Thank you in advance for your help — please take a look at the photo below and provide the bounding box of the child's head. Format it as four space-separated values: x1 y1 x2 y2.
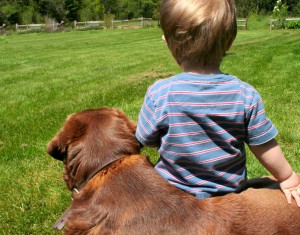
160 0 237 68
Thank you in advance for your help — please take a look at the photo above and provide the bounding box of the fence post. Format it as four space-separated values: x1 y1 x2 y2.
0 24 6 34
270 17 272 30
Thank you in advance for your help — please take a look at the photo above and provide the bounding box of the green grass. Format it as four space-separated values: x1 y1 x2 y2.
0 28 299 234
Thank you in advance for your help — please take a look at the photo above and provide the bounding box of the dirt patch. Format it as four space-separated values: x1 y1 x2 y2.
126 66 175 83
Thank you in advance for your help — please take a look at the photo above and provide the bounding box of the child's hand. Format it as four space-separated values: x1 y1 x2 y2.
280 172 300 207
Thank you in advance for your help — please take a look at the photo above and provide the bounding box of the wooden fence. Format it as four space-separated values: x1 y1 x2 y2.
9 17 253 33
270 17 300 30
74 20 104 29
14 19 152 32
15 22 64 32
237 18 248 30
111 18 152 29
16 23 44 31
74 18 152 30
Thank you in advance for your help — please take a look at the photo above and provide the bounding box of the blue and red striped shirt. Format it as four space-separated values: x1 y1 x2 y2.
136 73 278 199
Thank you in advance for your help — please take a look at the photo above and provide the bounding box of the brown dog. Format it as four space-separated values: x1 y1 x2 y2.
47 108 300 235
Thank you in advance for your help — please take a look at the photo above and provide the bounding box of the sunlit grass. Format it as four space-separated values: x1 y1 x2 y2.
0 28 299 234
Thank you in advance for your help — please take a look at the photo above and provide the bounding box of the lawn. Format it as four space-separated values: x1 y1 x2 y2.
0 27 299 234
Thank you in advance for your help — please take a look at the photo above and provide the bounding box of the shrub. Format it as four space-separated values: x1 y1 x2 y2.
272 0 288 29
44 18 57 32
285 20 300 29
104 14 114 29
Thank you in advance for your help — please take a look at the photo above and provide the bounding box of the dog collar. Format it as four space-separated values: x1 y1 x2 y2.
52 206 71 230
52 156 127 231
52 188 79 230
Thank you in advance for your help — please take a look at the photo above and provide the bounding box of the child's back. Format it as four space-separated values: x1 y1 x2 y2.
136 0 300 205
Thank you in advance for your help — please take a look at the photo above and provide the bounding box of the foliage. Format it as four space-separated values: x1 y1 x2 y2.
44 18 58 32
65 0 82 22
1 3 21 24
273 0 288 18
247 14 271 30
103 13 114 28
235 0 257 17
79 0 104 21
234 0 299 17
39 0 66 22
0 0 160 25
272 0 288 29
1 0 299 25
19 4 43 24
285 20 300 29
292 1 300 16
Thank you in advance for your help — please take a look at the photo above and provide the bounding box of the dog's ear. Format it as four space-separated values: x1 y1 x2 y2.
47 136 67 161
47 115 87 161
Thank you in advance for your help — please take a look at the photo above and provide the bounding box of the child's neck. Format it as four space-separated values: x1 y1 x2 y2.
182 63 222 75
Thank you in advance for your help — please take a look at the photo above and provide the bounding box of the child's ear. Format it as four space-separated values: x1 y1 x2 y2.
162 35 167 44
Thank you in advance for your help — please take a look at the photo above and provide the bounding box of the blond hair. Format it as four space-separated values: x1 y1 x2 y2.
160 0 237 67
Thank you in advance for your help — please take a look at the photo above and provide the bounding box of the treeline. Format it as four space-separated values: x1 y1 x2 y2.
0 0 160 25
1 0 300 26
235 0 300 17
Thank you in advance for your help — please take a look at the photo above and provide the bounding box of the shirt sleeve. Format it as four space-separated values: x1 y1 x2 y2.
245 92 278 146
135 89 161 147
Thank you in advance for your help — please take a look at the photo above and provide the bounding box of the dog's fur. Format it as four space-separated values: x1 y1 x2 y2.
47 108 300 235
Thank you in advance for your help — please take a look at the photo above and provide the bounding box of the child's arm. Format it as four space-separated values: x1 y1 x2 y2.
249 138 300 207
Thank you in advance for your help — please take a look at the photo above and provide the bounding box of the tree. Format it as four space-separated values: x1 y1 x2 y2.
1 0 298 26
79 0 104 21
39 0 66 22
117 0 160 19
235 0 299 16
140 0 159 18
20 2 43 24
101 0 120 15
286 0 300 14
235 0 258 17
65 0 82 22
292 1 300 15
0 2 21 24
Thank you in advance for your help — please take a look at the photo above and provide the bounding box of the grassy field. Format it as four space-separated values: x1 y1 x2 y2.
0 27 299 234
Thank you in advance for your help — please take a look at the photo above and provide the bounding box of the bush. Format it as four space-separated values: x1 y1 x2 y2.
285 20 300 29
247 14 270 30
44 18 57 32
292 2 300 16
104 14 114 29
272 0 288 29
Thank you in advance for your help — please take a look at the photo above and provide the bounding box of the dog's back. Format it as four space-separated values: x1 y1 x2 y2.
47 108 300 235
65 154 300 234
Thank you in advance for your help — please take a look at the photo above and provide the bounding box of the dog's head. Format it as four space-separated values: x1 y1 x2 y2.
47 108 141 190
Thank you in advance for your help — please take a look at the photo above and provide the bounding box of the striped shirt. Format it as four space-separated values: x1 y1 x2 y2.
136 73 278 199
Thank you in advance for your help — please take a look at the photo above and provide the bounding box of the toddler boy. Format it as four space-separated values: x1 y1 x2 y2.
136 0 300 205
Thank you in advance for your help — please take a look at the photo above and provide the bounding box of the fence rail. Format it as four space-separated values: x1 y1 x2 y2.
74 20 104 29
6 16 300 34
111 18 152 29
74 18 152 29
270 17 300 30
14 19 152 33
237 18 248 30
15 22 64 32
